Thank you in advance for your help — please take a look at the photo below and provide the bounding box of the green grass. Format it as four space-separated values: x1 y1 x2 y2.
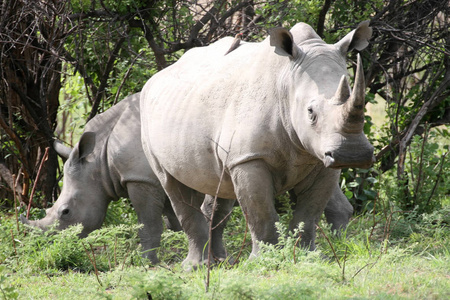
1 203 449 299
3 245 448 299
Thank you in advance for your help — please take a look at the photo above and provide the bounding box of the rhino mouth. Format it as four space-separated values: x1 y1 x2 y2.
323 151 374 169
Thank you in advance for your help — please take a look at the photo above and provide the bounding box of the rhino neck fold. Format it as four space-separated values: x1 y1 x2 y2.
85 102 128 201
275 60 306 153
99 142 122 201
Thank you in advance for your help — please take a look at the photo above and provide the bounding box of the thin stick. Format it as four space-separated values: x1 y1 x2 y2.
10 230 17 257
89 243 100 276
425 151 448 209
293 232 302 264
211 208 234 231
105 244 112 270
113 51 144 105
231 208 249 266
317 224 341 268
381 209 409 254
26 147 49 219
121 244 132 271
82 243 102 286
342 246 348 282
206 165 227 292
114 236 118 267
413 123 428 206
12 174 19 232
351 246 384 281
368 192 379 242
350 262 372 281
206 135 233 292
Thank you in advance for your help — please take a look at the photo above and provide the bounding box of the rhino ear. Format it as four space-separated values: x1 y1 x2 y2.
335 20 372 54
270 27 303 59
54 139 72 161
72 132 96 161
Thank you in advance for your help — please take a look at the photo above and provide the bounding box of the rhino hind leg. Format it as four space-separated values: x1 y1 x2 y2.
162 196 182 232
230 160 279 258
161 174 210 271
201 195 236 262
289 183 353 235
323 184 353 234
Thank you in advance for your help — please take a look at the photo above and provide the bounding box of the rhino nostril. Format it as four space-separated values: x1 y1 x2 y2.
325 151 333 158
61 208 70 216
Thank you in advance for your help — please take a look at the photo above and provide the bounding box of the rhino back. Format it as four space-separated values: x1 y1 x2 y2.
84 93 154 198
110 94 157 189
141 38 313 197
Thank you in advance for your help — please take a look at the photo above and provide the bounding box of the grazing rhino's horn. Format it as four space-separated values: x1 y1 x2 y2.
20 213 48 230
19 214 41 227
54 139 72 160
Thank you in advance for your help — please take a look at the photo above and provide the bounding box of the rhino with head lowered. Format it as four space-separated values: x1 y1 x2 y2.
140 21 374 269
21 93 181 264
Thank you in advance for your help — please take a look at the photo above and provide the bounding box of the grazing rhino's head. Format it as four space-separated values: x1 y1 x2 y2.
270 21 375 169
21 132 110 237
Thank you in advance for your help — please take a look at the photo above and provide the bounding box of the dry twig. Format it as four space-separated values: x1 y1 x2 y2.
26 147 49 219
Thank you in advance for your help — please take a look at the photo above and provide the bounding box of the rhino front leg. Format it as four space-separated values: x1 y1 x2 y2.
127 182 165 264
323 184 353 234
290 168 339 251
161 174 210 270
230 160 279 258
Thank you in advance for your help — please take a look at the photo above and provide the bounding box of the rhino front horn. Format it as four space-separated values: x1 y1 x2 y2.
348 53 365 111
20 214 42 228
341 54 366 132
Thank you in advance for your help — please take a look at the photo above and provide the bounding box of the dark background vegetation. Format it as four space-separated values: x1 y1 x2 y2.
1 0 449 216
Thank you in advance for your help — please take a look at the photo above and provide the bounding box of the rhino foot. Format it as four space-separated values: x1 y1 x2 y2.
182 258 209 272
214 254 235 266
141 249 159 265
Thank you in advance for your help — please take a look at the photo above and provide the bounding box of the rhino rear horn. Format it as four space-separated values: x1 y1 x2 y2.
334 75 351 105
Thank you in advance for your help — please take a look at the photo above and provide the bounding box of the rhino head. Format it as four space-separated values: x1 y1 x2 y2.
270 21 375 169
21 132 111 237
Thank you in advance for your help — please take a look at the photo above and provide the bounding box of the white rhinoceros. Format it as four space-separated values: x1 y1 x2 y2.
21 93 353 265
140 21 374 269
20 93 181 264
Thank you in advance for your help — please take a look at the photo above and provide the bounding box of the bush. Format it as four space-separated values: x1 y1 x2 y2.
0 216 144 273
381 130 449 215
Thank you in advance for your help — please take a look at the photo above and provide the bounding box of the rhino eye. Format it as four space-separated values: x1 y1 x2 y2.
307 106 317 124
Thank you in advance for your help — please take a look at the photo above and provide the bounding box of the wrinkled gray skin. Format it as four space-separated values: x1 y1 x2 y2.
202 184 353 260
20 93 181 264
141 21 373 269
289 184 353 232
20 92 353 266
